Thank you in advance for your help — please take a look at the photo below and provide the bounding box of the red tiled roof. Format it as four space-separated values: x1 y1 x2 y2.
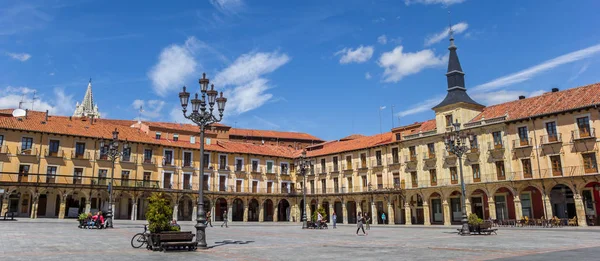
340 134 365 141
471 83 600 122
306 132 394 157
228 128 323 141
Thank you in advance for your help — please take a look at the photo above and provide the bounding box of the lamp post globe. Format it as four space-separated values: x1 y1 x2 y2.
179 73 227 249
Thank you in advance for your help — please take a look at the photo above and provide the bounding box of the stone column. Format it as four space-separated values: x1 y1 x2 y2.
131 202 137 221
192 205 197 221
328 203 335 224
513 195 523 221
305 202 311 221
342 202 348 224
173 204 179 221
227 203 233 222
387 202 395 225
259 202 264 222
243 202 249 222
1 194 9 217
423 201 431 226
58 195 67 219
356 203 362 216
543 194 553 219
404 202 412 225
442 199 451 226
30 194 39 219
211 205 216 222
371 202 377 225
465 198 472 216
85 200 92 214
574 194 588 227
488 198 496 220
273 202 279 222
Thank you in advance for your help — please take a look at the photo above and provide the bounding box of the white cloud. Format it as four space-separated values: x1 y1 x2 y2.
148 37 201 97
474 43 600 92
471 89 546 105
252 115 280 130
377 35 388 45
49 72 55 76
365 72 372 79
210 0 244 14
568 62 590 82
378 45 446 83
335 45 374 64
372 17 386 23
169 107 193 124
425 22 469 46
132 99 165 119
397 96 444 117
0 86 74 115
224 78 273 114
214 51 289 86
405 0 466 5
6 52 31 62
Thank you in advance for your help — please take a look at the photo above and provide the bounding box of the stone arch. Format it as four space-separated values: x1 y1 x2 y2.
520 185 545 219
549 184 576 219
470 189 489 219
263 199 274 221
428 192 444 224
214 197 228 221
277 198 291 222
248 198 259 222
492 186 516 220
232 198 244 222
176 194 195 221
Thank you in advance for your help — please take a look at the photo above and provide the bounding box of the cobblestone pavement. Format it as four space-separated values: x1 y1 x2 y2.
1 219 600 260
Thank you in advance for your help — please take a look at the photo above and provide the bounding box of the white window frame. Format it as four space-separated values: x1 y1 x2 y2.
251 159 260 172
182 172 193 189
280 161 289 175
20 135 35 152
218 174 228 191
235 157 245 172
235 178 244 192
203 173 211 190
190 136 196 144
252 179 260 192
162 148 174 165
203 152 211 169
218 154 228 170
266 180 274 193
161 171 174 189
281 181 291 193
573 112 592 127
173 133 179 141
266 160 275 174
183 150 193 167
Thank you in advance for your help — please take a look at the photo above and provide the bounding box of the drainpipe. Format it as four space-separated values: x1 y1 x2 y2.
36 132 44 183
531 117 548 217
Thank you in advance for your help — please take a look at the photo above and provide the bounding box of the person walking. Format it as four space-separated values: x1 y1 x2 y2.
356 212 367 236
221 210 228 228
206 211 213 227
365 213 371 230
381 212 387 225
332 211 337 229
317 212 323 229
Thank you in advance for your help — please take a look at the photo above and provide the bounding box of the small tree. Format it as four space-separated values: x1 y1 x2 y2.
145 192 175 233
467 213 483 226
311 206 328 222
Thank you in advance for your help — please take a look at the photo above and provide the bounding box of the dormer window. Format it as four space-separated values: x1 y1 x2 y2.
190 136 196 144
155 132 161 140
445 114 453 127
173 134 179 141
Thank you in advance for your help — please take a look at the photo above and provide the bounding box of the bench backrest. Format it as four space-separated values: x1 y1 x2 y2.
159 231 195 242
480 221 492 229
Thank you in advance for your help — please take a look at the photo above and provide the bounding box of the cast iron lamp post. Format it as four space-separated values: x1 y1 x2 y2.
100 128 129 229
444 121 475 236
179 73 227 249
297 149 310 229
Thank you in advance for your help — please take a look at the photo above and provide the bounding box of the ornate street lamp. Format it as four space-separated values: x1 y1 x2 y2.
296 149 310 229
179 73 227 249
444 120 475 236
101 128 129 228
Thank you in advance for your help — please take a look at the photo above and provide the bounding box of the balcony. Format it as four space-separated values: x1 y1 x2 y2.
430 179 437 187
45 149 65 159
443 151 457 159
405 154 418 163
540 134 562 145
17 146 37 156
71 151 91 160
423 152 436 161
96 153 111 161
280 167 289 175
120 155 136 164
372 160 384 170
343 164 353 174
512 138 533 149
330 166 340 173
496 171 506 181
388 156 400 166
250 166 262 174
235 165 246 174
357 162 368 171
182 160 194 169
572 128 595 141
161 159 175 168
450 178 458 185
488 141 504 151
142 157 156 165
219 165 230 172
411 181 418 188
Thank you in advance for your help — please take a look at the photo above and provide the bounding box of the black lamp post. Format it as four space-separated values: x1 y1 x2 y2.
297 149 310 229
178 73 227 249
444 121 475 236
100 128 129 229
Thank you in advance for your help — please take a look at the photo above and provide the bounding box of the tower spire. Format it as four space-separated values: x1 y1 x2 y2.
73 79 101 118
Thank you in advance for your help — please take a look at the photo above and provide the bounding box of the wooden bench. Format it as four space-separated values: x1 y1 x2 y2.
2 212 16 221
156 231 196 251
479 221 497 235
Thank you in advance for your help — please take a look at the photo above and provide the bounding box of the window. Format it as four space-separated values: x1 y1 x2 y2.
320 159 326 172
205 138 211 145
190 136 196 144
0 135 4 147
203 153 210 168
236 180 243 192
203 174 209 190
450 167 458 184
546 121 558 142
321 179 327 194
267 181 273 193
411 172 418 188
183 152 192 167
98 169 108 185
18 164 30 182
518 126 529 145
280 163 288 174
375 151 382 166
472 164 481 181
143 172 151 187
409 146 417 161
49 140 60 154
173 134 179 141
445 114 453 127
46 166 57 183
347 177 353 191
521 193 532 218
360 154 367 168
155 132 161 140
163 150 173 165
392 148 399 163
122 147 131 162
219 155 227 170
121 170 130 186
495 161 505 180
333 156 339 171
346 155 352 169
522 159 532 178
583 153 598 174
144 149 153 163
333 178 339 193
577 116 591 137
310 180 315 194
377 174 383 189
252 160 259 172
266 161 273 173
427 143 435 158
21 137 33 153
395 133 401 141
550 155 562 176
393 174 400 187
429 169 437 186
362 176 368 188
236 159 244 172
470 135 479 150
252 180 258 193
492 131 503 148
99 143 109 160
73 168 84 184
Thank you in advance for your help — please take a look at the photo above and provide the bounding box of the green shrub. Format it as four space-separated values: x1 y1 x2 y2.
78 213 88 221
145 192 173 233
311 206 328 222
467 213 483 226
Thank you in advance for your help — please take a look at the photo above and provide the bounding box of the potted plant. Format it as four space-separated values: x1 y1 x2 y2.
145 193 180 249
78 213 88 228
311 206 328 228
467 213 483 233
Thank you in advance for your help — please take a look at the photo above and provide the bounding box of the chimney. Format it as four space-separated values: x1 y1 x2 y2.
90 115 95 125
45 110 49 122
25 109 28 119
551 87 559 93
518 95 526 100
69 116 72 121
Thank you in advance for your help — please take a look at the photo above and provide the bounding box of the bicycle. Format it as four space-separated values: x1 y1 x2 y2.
131 224 149 249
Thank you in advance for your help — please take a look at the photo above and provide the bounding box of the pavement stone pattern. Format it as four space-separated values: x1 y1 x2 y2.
1 219 600 260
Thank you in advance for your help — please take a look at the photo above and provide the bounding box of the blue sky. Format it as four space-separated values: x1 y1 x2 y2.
1 0 600 141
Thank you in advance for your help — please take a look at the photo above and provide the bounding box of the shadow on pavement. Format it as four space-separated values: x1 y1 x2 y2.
210 240 255 249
